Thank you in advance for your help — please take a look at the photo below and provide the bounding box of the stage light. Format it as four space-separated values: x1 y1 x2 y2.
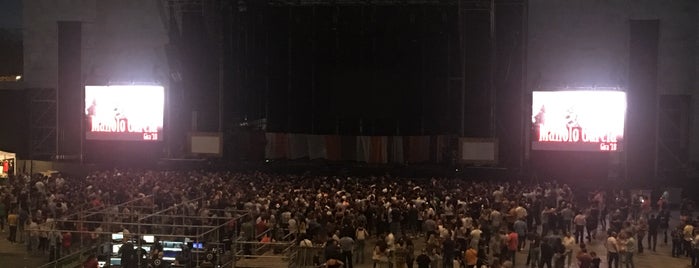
15 75 21 81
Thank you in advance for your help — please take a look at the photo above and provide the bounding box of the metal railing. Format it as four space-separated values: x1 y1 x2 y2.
231 231 298 268
31 194 252 268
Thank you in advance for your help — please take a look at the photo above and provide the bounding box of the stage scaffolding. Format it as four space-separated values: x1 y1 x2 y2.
28 194 299 268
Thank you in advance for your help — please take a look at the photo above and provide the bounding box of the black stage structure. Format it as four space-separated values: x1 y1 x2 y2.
13 0 684 186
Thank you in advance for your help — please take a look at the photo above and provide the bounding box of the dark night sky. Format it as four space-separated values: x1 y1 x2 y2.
0 0 21 28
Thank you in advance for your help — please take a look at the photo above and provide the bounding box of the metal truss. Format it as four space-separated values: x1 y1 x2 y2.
657 95 691 175
28 88 57 160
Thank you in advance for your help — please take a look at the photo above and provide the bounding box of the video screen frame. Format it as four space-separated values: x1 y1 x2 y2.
84 85 165 141
531 90 626 152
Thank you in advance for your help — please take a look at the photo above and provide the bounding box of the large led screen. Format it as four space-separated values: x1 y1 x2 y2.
531 91 625 151
85 85 164 141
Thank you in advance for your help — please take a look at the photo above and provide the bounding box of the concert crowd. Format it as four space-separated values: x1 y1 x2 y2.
0 169 697 268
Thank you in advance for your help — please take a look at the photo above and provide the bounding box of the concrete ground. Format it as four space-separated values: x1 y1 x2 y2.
0 232 47 268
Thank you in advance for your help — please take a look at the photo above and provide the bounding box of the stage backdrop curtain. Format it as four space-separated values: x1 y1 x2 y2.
368 136 388 164
264 132 288 159
356 136 371 163
406 136 430 163
388 136 404 164
325 135 342 161
287 133 309 159
341 136 357 161
307 135 327 159
430 135 449 163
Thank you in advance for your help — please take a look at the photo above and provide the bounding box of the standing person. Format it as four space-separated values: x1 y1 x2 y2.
685 222 696 257
542 207 554 237
118 238 137 268
405 237 415 268
605 231 619 268
553 246 566 268
647 215 659 252
573 211 586 244
415 249 431 268
339 235 355 268
625 233 636 268
590 251 601 268
298 235 314 267
373 241 390 268
526 233 540 268
506 229 519 266
7 209 18 243
18 207 28 243
423 216 437 242
540 236 554 268
560 205 574 233
616 233 628 268
514 218 528 251
562 232 575 268
672 226 683 257
393 240 408 268
658 209 670 244
469 225 483 250
587 207 600 243
27 219 39 255
355 226 369 264
636 218 647 253
464 246 478 268
62 230 72 256
442 234 456 268
241 216 255 256
577 248 593 268
691 230 699 268
287 216 298 241
83 254 99 268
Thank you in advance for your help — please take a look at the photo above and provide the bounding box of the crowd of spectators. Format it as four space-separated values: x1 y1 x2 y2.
0 169 697 268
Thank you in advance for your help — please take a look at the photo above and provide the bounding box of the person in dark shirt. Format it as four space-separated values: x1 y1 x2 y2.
324 240 341 262
647 214 659 251
671 226 683 257
526 233 541 267
442 235 456 268
118 241 137 268
415 249 431 268
659 210 671 244
590 251 601 268
540 241 554 268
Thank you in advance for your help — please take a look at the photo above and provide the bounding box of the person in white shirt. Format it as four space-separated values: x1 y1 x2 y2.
491 209 503 233
605 231 619 268
298 236 314 266
573 211 587 244
469 225 483 250
27 219 39 253
561 232 576 268
385 232 395 250
288 218 298 239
